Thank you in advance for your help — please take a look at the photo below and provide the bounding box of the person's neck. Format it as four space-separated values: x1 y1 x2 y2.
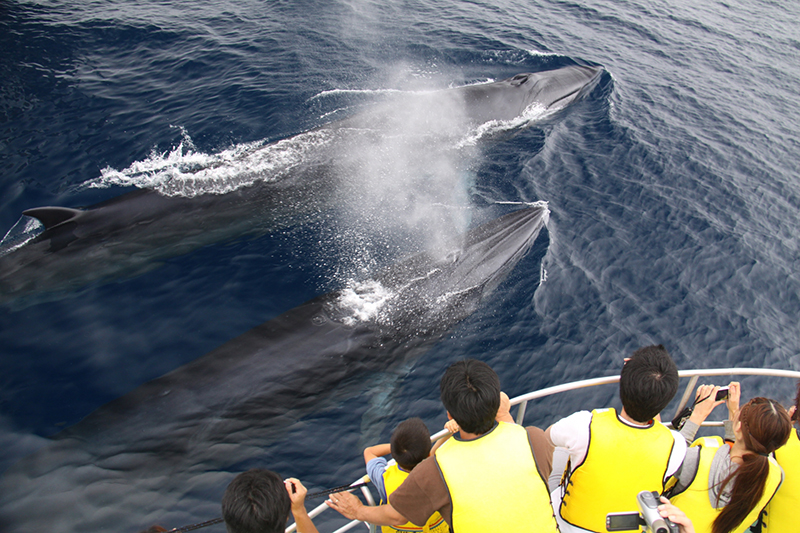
619 408 650 426
458 430 482 440
729 440 748 464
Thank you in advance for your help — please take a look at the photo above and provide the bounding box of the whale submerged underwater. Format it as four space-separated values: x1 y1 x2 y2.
0 64 601 305
0 204 551 533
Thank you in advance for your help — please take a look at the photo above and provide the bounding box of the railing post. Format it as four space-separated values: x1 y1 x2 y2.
671 375 699 423
515 399 528 425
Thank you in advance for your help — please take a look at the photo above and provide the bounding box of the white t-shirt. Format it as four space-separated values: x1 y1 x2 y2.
549 409 687 533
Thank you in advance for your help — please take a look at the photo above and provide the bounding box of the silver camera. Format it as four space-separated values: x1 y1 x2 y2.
605 491 679 533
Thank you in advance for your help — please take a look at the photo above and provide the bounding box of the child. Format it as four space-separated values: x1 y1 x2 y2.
364 418 449 533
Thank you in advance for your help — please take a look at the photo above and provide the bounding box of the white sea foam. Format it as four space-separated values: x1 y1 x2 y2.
0 217 44 257
456 102 551 147
82 129 335 198
335 280 396 327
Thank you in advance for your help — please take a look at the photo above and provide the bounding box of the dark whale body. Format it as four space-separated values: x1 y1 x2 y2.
0 204 550 533
0 65 601 303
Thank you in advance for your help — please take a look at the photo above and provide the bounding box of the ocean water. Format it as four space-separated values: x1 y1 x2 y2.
1 0 799 531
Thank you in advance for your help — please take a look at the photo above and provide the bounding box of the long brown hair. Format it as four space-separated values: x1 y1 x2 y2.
712 398 791 533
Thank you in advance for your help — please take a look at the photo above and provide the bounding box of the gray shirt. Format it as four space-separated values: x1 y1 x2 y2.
671 420 737 506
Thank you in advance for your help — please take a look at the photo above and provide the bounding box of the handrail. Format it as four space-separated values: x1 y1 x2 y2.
289 367 800 532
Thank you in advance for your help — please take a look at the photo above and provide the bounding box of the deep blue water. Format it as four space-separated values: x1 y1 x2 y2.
1 0 799 531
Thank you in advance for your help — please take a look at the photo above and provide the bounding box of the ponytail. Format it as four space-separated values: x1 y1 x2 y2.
711 398 791 533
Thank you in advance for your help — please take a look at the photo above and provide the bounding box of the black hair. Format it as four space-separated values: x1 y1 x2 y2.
391 417 432 471
221 469 291 533
440 359 500 435
619 345 679 423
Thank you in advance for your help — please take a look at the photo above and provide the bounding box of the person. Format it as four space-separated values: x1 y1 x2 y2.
666 383 790 533
326 359 558 532
756 380 800 532
221 468 319 533
658 496 696 533
545 344 687 533
363 417 448 532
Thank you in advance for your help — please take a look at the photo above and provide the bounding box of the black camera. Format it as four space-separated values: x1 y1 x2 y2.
606 491 679 533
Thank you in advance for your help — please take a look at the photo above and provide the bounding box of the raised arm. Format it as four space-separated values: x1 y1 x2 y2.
326 491 407 526
363 443 392 465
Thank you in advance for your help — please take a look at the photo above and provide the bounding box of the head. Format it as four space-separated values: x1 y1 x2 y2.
713 397 791 533
391 417 432 471
619 345 679 423
440 359 500 435
737 397 792 455
792 380 800 424
221 469 291 533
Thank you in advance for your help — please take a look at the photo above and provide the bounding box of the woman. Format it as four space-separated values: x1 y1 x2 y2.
667 383 791 533
758 381 800 532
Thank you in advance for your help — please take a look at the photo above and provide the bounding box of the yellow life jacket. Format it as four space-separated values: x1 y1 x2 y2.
380 463 449 533
760 429 799 533
435 421 558 533
670 436 783 533
560 408 675 532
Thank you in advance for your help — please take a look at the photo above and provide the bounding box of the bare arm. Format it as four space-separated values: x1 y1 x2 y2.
430 419 459 455
326 491 407 526
364 443 392 465
285 479 320 533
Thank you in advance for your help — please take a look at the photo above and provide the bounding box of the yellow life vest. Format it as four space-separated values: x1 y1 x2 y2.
435 421 558 533
560 408 675 532
380 463 449 533
670 436 783 533
760 429 799 533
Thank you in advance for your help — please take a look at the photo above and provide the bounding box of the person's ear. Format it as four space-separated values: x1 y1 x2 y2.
446 411 453 420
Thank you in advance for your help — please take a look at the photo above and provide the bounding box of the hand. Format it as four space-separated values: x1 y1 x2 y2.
726 382 741 420
285 478 308 511
326 491 363 521
688 384 724 425
496 391 514 424
658 496 695 533
444 419 460 434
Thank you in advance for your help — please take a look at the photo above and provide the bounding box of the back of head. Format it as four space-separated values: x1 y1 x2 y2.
739 397 792 456
440 359 500 435
222 469 290 533
391 417 432 470
713 397 791 533
793 380 800 425
619 344 679 423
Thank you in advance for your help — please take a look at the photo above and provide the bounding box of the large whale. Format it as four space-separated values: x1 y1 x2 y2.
0 203 549 533
0 65 600 304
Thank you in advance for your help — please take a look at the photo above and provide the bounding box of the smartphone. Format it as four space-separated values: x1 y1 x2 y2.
606 512 642 531
715 386 729 401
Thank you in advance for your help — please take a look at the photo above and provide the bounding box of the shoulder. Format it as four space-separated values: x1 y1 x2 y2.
552 410 593 431
366 456 388 476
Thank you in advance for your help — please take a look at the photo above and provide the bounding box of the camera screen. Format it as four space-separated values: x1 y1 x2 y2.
606 512 642 531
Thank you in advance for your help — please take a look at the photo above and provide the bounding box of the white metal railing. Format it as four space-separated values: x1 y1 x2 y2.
288 367 800 532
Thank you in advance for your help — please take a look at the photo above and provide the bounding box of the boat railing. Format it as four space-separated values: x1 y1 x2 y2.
289 367 800 533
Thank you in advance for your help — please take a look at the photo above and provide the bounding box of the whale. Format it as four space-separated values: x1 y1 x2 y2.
0 65 600 304
0 203 550 533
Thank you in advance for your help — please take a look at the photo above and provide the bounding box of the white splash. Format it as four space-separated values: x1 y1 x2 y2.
456 102 551 147
335 280 396 327
0 217 43 257
82 129 335 198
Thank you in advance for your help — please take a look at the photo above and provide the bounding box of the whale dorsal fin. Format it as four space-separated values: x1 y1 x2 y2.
22 206 83 230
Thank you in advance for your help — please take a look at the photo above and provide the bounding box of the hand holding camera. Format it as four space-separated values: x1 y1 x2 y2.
606 492 689 533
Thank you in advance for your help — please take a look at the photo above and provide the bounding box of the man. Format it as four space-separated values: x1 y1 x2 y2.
327 359 558 533
221 469 318 533
546 344 687 533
